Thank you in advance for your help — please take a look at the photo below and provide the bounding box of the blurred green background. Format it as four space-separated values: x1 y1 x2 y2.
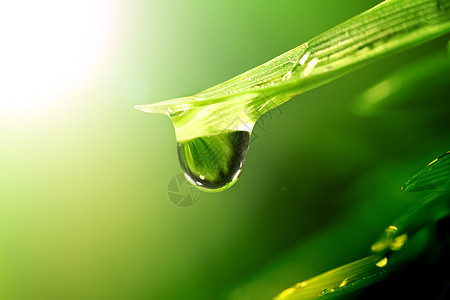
1 0 449 299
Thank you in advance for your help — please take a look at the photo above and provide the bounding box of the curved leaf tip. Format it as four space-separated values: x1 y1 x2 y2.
402 151 450 192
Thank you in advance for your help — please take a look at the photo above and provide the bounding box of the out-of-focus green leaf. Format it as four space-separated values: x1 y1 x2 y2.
402 151 450 192
354 51 450 114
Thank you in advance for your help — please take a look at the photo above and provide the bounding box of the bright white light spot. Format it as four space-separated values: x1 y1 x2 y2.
303 58 319 77
299 52 310 65
0 0 111 112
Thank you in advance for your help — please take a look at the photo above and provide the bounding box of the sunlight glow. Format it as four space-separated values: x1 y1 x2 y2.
0 0 111 111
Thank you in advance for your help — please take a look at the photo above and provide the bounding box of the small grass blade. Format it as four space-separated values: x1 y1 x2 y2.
402 151 450 192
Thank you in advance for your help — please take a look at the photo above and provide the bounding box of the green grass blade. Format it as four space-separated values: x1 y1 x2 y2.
273 256 389 300
274 190 450 300
136 0 450 142
402 151 450 192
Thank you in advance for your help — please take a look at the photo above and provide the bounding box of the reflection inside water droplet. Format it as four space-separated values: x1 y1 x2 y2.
177 131 250 192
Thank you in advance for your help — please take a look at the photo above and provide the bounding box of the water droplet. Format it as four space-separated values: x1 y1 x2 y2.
295 281 308 289
339 277 350 288
169 110 184 118
371 225 399 253
386 225 398 233
320 288 335 296
390 234 407 251
376 257 388 268
177 131 250 191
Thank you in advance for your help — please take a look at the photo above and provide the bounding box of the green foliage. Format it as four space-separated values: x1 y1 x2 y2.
402 152 450 192
135 0 450 297
137 0 450 144
272 256 389 300
273 151 450 300
135 0 450 296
